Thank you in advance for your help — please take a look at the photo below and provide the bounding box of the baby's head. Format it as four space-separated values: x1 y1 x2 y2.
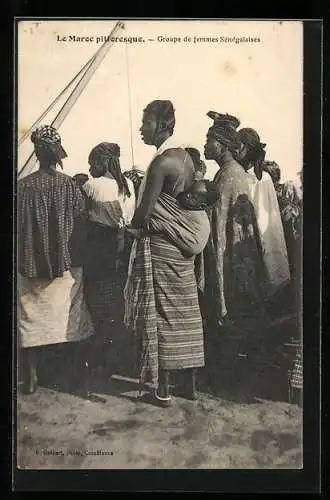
177 180 219 210
185 147 207 180
73 173 89 188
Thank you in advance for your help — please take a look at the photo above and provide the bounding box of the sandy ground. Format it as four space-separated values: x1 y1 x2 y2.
16 306 302 470
17 371 302 470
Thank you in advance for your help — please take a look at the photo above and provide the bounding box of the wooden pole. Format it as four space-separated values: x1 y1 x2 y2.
18 47 101 147
18 21 124 179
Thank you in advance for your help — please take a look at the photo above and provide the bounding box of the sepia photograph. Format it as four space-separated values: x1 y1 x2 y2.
15 19 304 471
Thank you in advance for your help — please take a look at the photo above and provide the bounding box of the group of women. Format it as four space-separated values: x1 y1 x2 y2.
17 102 302 405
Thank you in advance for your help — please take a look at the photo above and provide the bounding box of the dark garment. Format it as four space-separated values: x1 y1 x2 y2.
69 216 87 268
84 221 120 279
83 221 132 340
18 169 85 279
69 189 89 267
275 182 302 313
84 273 126 341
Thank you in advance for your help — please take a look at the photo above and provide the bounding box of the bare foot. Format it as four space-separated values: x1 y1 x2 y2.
23 368 38 394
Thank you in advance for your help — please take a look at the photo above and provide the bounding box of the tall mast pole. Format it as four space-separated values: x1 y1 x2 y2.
18 21 124 179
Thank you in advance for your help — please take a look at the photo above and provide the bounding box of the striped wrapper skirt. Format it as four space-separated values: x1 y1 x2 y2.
290 349 303 390
150 234 205 371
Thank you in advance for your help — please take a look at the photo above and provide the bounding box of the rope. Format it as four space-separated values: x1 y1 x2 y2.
18 44 103 147
124 28 135 167
18 54 95 177
18 21 124 179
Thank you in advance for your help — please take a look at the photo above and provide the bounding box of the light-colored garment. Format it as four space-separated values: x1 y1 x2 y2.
124 193 208 386
246 169 290 297
18 267 94 348
83 176 136 228
137 136 186 205
149 193 210 256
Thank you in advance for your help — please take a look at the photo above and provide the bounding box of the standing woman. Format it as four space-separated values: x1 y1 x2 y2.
262 161 302 284
17 126 95 394
201 112 268 394
83 142 136 372
237 128 291 299
203 113 266 326
125 100 208 405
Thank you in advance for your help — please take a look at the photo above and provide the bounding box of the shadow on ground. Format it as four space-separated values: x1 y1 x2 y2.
16 306 302 469
20 309 300 408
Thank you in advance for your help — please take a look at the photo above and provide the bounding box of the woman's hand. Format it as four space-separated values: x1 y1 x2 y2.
125 227 143 238
116 227 126 253
123 169 143 187
125 223 149 239
125 224 138 235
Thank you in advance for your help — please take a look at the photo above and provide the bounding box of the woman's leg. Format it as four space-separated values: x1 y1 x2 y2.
183 368 198 400
153 369 172 407
72 339 91 397
71 338 107 403
23 347 39 394
158 369 170 399
190 368 197 400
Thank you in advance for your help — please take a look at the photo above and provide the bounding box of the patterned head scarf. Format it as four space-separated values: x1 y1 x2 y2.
88 142 131 198
73 173 89 189
206 111 241 153
237 128 266 180
263 161 281 185
185 147 207 179
31 125 67 167
143 100 176 135
89 142 120 160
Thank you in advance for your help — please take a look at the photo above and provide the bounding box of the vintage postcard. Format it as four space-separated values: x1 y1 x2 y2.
16 19 305 471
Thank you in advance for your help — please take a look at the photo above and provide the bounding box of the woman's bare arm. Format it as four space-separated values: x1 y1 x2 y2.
131 156 167 229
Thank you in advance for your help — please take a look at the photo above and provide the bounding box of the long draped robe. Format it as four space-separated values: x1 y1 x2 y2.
205 159 267 323
246 169 291 298
17 169 95 347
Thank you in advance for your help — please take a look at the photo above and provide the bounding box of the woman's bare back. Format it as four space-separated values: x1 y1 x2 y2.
131 147 195 228
161 148 195 197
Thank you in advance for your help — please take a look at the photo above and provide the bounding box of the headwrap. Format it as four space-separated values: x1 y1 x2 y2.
206 111 241 153
263 161 281 185
143 100 176 134
185 147 207 177
89 142 120 159
88 142 131 198
31 125 67 167
73 173 89 188
237 128 266 180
